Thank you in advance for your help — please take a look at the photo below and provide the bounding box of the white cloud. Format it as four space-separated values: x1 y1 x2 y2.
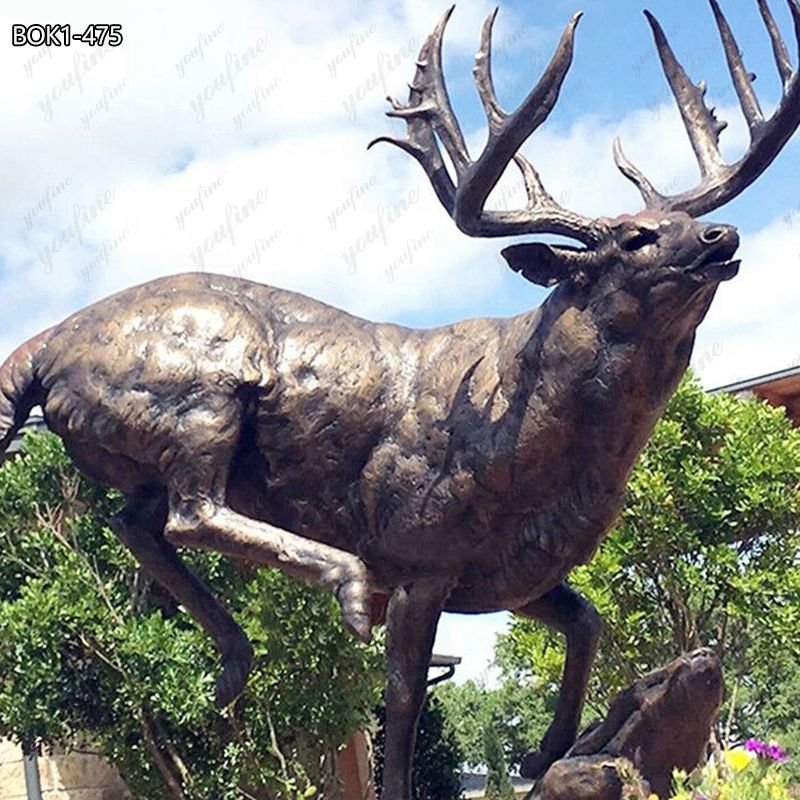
0 0 521 356
0 0 762 357
694 215 800 388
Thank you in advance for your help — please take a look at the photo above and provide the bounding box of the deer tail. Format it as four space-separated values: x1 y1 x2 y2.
0 328 53 455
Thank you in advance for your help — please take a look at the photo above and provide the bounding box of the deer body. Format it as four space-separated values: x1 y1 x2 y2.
27 260 708 612
3 1 799 797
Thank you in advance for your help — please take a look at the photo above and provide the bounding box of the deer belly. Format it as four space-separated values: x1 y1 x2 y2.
445 543 569 613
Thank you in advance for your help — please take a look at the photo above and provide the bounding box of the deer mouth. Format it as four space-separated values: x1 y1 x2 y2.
689 244 741 282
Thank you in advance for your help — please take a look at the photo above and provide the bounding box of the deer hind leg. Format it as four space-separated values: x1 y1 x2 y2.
381 577 454 800
159 400 375 645
517 582 602 779
110 489 253 708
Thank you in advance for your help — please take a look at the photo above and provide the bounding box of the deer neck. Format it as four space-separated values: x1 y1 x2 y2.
495 278 720 505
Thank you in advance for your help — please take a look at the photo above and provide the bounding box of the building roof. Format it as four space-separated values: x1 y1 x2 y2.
712 365 800 425
429 654 462 668
427 653 462 686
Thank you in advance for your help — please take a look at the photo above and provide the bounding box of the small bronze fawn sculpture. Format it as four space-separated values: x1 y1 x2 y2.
1 2 799 798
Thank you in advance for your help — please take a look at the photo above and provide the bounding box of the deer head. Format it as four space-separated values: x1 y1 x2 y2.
369 1 800 323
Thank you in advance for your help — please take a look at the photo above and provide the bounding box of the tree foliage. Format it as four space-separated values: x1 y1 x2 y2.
0 432 384 799
497 373 800 738
482 722 515 800
434 677 550 772
373 694 464 800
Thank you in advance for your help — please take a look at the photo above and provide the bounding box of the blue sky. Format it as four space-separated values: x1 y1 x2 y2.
2 0 800 683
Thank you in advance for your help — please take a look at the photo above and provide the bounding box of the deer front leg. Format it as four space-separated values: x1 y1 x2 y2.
381 578 454 800
517 582 602 779
165 501 377 645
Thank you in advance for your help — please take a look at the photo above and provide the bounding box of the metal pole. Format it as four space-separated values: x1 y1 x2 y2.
22 745 43 800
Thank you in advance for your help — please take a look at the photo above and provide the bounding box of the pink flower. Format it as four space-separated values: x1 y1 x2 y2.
744 738 788 763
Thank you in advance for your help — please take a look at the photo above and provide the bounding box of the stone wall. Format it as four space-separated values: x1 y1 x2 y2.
0 739 129 800
0 739 26 800
1 735 371 799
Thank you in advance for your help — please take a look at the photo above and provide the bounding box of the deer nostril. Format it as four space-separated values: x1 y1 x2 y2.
701 227 726 244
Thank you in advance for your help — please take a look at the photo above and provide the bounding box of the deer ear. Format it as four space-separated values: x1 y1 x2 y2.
501 243 590 287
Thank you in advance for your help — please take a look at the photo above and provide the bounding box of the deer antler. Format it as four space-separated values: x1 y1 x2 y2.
616 0 800 216
368 7 608 247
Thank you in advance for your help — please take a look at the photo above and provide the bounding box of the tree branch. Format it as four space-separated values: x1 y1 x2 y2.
140 710 189 800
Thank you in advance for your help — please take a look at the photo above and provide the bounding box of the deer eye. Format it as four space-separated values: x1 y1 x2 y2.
622 228 659 252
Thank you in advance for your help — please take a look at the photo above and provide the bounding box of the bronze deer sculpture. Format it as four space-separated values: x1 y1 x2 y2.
1 2 799 797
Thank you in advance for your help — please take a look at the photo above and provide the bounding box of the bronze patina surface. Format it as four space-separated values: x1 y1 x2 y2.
1 3 799 798
533 649 724 800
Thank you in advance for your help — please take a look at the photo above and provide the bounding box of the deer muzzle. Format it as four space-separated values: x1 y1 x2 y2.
689 224 740 281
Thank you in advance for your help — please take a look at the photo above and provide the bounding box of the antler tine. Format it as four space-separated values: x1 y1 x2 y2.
513 153 550 208
472 7 584 215
709 0 764 133
757 0 794 87
612 138 665 209
368 8 463 216
644 10 729 181
617 1 800 217
457 11 605 244
367 129 457 216
371 7 606 248
382 6 471 176
471 8 552 207
456 12 584 226
473 8 507 134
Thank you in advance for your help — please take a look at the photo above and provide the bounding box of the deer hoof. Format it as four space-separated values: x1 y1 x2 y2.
214 639 254 709
336 578 373 644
